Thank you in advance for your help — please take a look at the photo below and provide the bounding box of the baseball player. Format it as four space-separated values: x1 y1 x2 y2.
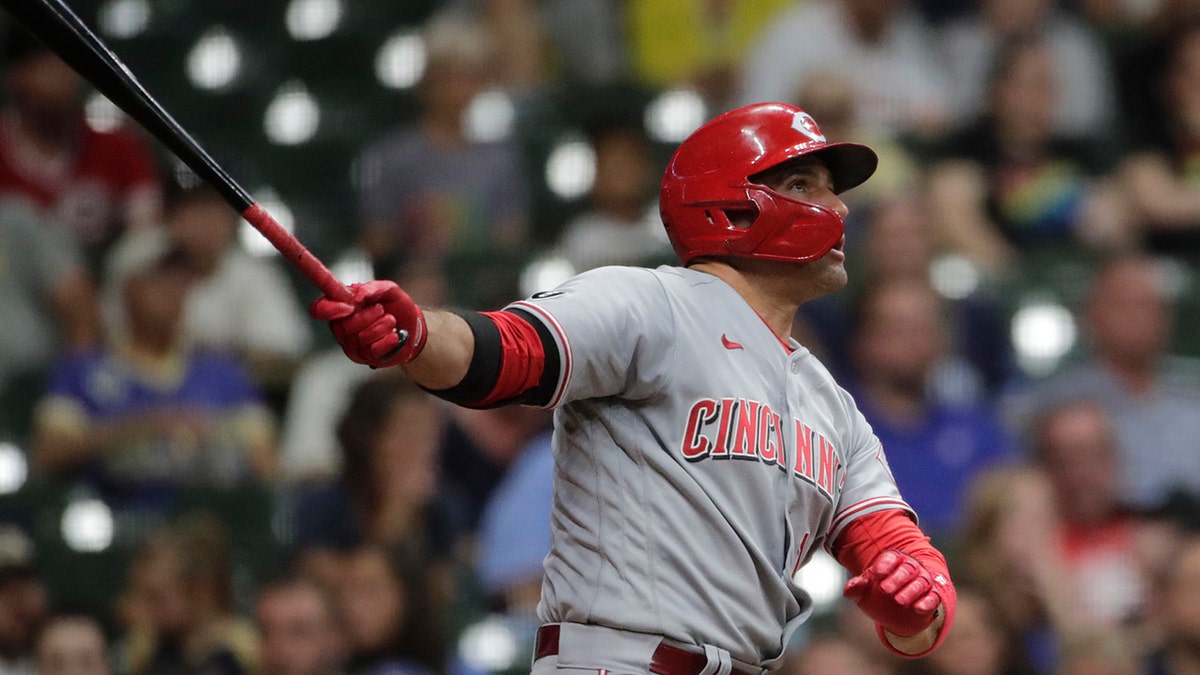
310 102 957 673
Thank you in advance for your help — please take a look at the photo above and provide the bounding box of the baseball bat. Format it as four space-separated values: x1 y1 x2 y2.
0 0 354 303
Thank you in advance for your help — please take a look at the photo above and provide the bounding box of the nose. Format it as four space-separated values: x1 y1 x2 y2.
819 190 849 219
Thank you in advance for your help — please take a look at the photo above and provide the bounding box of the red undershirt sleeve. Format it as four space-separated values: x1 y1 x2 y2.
472 310 550 407
831 508 957 658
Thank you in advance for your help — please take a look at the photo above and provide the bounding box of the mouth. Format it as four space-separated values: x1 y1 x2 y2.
833 236 845 251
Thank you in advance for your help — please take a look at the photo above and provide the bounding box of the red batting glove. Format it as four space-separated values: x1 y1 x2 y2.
309 280 427 368
843 549 944 637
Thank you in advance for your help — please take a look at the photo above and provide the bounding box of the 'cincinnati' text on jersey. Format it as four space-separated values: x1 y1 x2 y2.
680 397 846 501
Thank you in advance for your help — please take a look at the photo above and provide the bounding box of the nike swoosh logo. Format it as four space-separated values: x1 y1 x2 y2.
721 334 743 350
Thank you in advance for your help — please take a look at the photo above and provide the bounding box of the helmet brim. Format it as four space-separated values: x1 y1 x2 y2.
810 142 878 195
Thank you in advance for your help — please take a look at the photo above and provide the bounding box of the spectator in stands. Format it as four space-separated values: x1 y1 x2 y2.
35 615 110 675
116 513 257 675
256 577 346 675
1008 255 1200 509
160 180 312 395
845 278 1015 541
936 0 1117 139
336 545 441 675
1030 400 1146 628
355 11 530 308
925 34 1132 276
0 24 161 268
1144 531 1200 674
290 375 460 564
961 466 1070 673
738 0 950 138
958 466 1138 674
30 235 277 510
0 197 98 440
549 115 672 273
0 525 46 675
1118 22 1200 257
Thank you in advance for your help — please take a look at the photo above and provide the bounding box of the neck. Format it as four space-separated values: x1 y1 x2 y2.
690 260 802 338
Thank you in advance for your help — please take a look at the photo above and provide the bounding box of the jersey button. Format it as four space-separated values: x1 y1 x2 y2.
791 362 801 374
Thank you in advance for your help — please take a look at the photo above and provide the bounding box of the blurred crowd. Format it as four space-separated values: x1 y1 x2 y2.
3 0 1200 673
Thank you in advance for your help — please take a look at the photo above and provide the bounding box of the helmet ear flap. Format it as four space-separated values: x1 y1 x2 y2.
726 186 845 261
724 188 777 255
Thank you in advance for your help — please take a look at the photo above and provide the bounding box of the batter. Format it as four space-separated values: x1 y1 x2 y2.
311 102 957 673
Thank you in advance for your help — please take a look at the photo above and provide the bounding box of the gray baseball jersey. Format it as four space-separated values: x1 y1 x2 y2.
507 265 913 666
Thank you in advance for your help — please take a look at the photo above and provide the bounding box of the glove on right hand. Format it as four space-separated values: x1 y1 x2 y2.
309 280 427 368
843 549 944 637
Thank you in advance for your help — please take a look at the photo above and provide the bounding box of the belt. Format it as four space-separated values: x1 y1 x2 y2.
534 624 756 675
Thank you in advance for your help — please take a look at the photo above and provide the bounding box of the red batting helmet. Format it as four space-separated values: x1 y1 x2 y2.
660 102 878 265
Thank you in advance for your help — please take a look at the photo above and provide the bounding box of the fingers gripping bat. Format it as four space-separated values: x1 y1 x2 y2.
0 0 354 303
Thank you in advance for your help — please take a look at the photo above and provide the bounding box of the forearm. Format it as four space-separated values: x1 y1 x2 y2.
402 309 475 390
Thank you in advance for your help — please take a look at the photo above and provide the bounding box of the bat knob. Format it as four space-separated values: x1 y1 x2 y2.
370 329 409 369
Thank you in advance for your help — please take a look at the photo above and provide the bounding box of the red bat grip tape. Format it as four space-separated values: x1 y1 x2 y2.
241 203 353 303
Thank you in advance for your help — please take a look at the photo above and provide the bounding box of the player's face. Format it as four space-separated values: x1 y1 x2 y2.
756 157 851 295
